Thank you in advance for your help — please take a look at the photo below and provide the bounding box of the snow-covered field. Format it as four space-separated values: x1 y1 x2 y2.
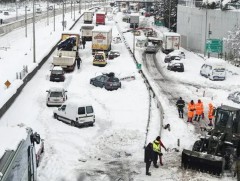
0 4 240 181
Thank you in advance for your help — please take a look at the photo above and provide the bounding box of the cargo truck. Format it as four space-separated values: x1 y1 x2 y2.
92 26 112 55
84 11 93 24
53 31 80 71
162 32 181 54
96 12 105 25
81 24 95 41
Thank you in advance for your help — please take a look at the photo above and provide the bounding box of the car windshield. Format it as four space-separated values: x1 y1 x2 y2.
108 78 119 82
52 70 63 74
215 110 230 127
50 91 63 97
95 55 104 60
213 68 225 72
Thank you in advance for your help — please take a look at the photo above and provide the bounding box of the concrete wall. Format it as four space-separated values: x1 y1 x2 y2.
177 5 240 54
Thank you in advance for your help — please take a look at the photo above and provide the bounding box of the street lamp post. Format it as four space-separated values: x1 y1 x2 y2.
54 4 56 31
79 0 81 14
25 6 27 37
33 0 36 63
71 0 73 18
47 0 49 25
62 0 65 31
74 1 76 21
16 0 18 20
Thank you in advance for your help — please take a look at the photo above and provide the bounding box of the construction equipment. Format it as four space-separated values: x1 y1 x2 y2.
182 105 240 176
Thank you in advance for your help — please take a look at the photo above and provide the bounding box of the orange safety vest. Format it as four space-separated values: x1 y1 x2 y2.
188 102 195 118
195 102 204 115
208 105 214 119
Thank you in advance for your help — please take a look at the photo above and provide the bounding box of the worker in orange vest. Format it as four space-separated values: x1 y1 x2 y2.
208 103 214 126
187 100 195 123
194 99 204 122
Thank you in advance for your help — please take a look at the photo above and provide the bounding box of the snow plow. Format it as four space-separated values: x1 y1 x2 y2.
182 105 240 176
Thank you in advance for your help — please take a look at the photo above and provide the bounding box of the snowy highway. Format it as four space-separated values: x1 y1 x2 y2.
1 4 240 181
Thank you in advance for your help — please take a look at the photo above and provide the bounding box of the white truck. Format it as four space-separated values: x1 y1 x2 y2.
81 24 95 41
84 11 93 24
92 25 112 55
162 32 181 54
52 51 76 71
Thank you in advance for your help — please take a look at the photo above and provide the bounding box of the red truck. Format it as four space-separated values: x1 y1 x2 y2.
96 12 105 25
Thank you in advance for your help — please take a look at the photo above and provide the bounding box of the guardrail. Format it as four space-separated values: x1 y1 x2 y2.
115 21 164 146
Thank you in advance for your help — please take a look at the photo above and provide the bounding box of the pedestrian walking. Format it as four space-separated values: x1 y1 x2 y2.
82 37 86 49
144 143 154 176
176 97 185 118
152 136 167 168
208 103 214 126
76 55 82 69
194 99 204 122
187 100 195 123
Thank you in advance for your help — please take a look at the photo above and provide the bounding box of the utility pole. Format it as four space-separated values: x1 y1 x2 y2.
74 1 76 21
168 0 171 29
54 4 55 31
204 8 208 57
71 0 72 19
33 0 36 63
47 0 49 25
25 6 27 37
16 0 18 20
79 0 81 14
62 0 65 31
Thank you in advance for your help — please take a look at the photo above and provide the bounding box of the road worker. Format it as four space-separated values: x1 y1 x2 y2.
152 136 167 168
176 97 185 118
208 103 214 126
187 100 195 123
194 99 204 122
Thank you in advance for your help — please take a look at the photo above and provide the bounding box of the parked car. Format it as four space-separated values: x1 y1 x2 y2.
3 11 9 15
164 55 181 63
53 102 95 127
200 59 226 81
50 66 65 82
145 12 151 17
90 73 121 90
93 51 107 67
228 91 240 104
108 50 120 59
145 44 158 54
169 50 185 59
167 61 184 72
36 8 42 14
46 88 67 106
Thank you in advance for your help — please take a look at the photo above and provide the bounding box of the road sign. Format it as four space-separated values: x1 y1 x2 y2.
205 39 223 53
137 63 142 70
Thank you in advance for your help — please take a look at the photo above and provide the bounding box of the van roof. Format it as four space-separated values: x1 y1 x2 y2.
64 100 93 107
204 58 226 66
0 127 28 158
92 25 112 32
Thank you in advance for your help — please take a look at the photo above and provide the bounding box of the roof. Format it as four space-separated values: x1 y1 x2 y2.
52 66 63 71
204 58 226 66
92 25 112 32
163 32 180 37
0 127 28 159
81 24 95 28
48 87 65 92
135 36 148 40
130 13 139 17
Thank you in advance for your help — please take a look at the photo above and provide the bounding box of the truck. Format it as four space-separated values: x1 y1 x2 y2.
53 31 80 71
162 32 181 54
96 12 106 25
130 13 139 29
182 105 240 176
84 11 93 24
0 127 44 181
81 24 95 41
92 25 112 55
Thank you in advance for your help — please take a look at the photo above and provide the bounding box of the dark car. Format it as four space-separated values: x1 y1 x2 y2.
50 66 65 82
228 91 240 104
164 55 181 63
167 61 184 72
108 50 120 59
145 45 158 54
90 73 121 90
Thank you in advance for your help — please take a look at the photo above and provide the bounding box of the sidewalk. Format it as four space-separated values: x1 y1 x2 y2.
0 10 81 107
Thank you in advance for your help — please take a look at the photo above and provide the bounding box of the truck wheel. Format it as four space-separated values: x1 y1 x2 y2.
71 121 75 127
224 147 234 170
54 113 58 119
192 140 202 152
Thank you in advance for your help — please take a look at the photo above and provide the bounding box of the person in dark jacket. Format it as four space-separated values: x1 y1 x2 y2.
144 142 154 176
76 55 81 69
176 97 185 118
82 37 86 49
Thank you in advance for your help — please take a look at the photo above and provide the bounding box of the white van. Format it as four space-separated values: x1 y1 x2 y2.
53 103 95 127
200 58 226 81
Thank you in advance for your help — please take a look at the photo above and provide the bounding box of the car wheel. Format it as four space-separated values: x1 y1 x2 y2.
46 103 49 107
54 113 58 119
71 121 75 127
90 80 93 85
89 122 94 127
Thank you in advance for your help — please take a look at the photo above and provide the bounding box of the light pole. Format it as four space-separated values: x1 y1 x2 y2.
54 4 56 31
204 8 208 57
62 0 65 31
16 0 18 20
71 0 73 19
47 0 49 25
33 0 36 63
74 1 76 21
25 6 27 37
79 0 81 14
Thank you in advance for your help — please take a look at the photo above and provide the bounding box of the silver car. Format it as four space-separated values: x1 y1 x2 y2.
228 91 240 104
145 45 158 54
46 88 67 106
